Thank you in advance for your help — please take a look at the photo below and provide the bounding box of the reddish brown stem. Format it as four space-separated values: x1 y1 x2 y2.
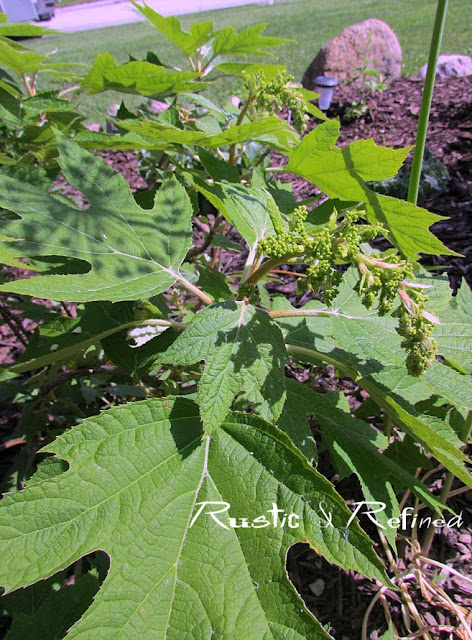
0 437 26 453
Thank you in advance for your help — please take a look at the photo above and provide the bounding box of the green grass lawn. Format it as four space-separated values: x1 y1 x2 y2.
29 0 471 121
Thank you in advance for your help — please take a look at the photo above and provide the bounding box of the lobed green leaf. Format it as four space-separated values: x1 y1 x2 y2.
0 135 193 302
82 52 207 97
0 397 387 638
274 271 472 487
159 301 287 432
212 23 289 57
284 120 457 258
131 1 214 56
284 380 447 548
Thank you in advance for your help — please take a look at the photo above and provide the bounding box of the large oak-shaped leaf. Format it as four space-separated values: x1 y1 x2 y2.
284 120 456 258
160 301 287 432
211 23 289 57
0 135 192 302
96 114 298 152
0 397 387 639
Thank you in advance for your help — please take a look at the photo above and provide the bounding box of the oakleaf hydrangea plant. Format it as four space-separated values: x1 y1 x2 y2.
0 3 470 639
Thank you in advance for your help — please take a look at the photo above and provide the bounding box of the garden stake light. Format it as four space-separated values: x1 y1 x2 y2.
313 75 339 110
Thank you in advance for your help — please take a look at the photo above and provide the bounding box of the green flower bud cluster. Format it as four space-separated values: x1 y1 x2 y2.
258 205 308 259
333 210 385 261
355 256 413 315
238 282 260 305
259 206 385 304
303 209 385 303
394 286 439 376
244 71 309 133
304 227 340 304
257 204 438 375
291 204 310 238
354 255 439 375
257 233 304 259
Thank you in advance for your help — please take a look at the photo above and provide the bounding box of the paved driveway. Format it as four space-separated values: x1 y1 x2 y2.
41 0 275 32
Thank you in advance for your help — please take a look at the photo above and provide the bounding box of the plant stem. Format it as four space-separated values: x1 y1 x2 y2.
415 555 472 588
378 531 433 640
285 343 357 378
178 275 214 305
0 303 28 346
61 301 75 318
22 74 36 97
407 0 448 205
210 247 221 270
270 269 307 278
16 439 36 491
421 408 472 556
186 213 221 262
403 625 456 639
269 308 358 320
73 559 83 584
239 245 260 286
57 84 80 98
245 256 291 286
0 437 26 453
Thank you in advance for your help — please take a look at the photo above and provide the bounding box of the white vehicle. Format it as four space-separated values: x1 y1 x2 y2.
0 0 55 22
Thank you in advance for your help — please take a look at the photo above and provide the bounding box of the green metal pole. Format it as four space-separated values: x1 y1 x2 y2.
407 0 449 205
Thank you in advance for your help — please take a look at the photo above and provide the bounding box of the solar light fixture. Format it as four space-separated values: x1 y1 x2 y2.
313 75 339 111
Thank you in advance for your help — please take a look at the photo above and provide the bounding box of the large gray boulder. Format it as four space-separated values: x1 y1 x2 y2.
418 54 472 80
302 18 402 89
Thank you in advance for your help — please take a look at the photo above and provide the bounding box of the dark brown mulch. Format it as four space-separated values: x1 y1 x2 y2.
99 149 148 192
332 76 472 168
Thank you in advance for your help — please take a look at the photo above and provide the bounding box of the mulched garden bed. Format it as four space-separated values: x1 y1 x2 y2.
1 75 471 639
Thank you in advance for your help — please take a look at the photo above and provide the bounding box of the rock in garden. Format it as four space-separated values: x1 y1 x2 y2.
418 54 472 80
302 18 402 88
